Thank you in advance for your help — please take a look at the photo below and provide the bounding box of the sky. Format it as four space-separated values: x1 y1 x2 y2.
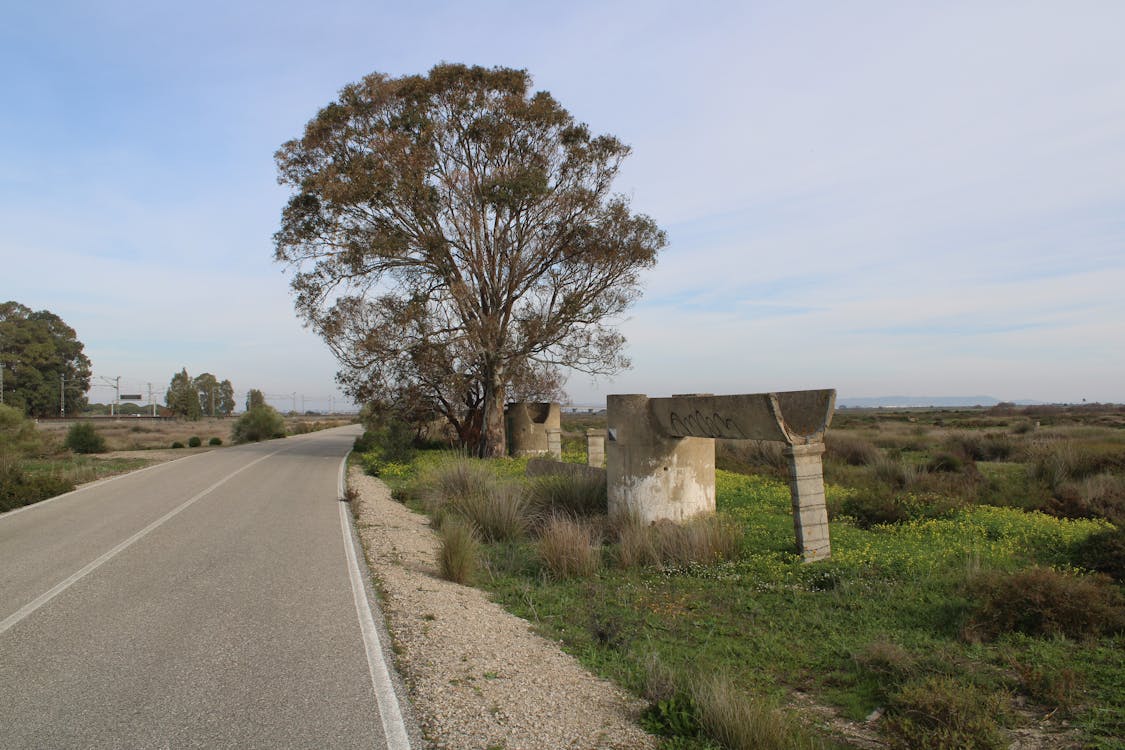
2 0 1123 410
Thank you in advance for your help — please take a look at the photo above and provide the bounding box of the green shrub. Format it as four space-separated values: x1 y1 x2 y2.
963 566 1125 640
926 450 969 473
231 405 285 443
945 431 1014 461
64 422 107 454
882 675 1007 750
187 436 202 448
0 460 75 512
870 454 918 489
1073 527 1125 582
538 515 602 578
208 437 222 446
825 433 880 466
530 472 607 517
836 486 907 528
437 517 478 584
356 419 416 474
0 404 43 456
171 441 184 449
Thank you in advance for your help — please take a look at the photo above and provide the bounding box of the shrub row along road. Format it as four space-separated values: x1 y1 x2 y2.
0 426 415 749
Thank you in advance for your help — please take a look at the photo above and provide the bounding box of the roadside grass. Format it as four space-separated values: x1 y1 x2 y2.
382 443 1124 749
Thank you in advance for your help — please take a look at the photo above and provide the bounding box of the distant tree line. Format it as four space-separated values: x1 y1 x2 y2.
165 368 236 419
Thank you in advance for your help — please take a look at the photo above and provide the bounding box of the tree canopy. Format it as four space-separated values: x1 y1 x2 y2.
274 64 665 455
165 368 236 419
0 301 92 417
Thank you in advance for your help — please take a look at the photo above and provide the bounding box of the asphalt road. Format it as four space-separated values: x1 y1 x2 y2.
0 426 415 749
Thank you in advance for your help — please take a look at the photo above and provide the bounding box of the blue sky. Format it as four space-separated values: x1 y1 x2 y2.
2 1 1123 409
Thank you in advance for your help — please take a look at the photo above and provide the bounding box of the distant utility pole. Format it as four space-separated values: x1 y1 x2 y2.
60 374 65 418
291 392 296 413
0 361 5 404
148 382 156 417
211 386 216 417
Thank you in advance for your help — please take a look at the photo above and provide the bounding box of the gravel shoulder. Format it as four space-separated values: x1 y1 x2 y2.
349 467 657 750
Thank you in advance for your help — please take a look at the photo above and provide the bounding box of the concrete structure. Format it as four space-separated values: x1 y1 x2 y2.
505 402 562 459
525 457 606 483
606 389 836 561
586 429 606 468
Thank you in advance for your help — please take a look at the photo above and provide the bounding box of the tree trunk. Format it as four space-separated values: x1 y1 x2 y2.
478 371 507 458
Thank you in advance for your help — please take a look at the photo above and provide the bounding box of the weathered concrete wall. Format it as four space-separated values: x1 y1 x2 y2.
606 389 836 561
606 394 715 524
525 458 607 483
647 390 835 444
505 402 562 457
586 429 606 468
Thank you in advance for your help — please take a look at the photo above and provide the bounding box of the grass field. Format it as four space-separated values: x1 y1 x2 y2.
368 404 1124 749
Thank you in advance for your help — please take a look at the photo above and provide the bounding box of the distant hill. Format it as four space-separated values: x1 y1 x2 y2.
837 396 1045 408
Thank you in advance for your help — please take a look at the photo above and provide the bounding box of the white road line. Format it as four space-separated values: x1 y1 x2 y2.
0 447 286 637
337 455 411 750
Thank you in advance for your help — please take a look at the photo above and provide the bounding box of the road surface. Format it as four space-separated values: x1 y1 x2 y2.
0 426 416 749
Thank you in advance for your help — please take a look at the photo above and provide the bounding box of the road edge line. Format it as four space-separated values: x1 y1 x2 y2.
337 453 412 750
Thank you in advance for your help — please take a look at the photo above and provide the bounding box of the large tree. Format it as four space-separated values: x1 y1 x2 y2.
0 302 92 417
166 368 202 420
274 64 665 456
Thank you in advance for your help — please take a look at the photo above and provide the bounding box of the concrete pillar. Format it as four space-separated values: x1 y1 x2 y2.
784 443 830 562
586 429 606 468
607 394 715 524
547 428 562 460
505 402 562 456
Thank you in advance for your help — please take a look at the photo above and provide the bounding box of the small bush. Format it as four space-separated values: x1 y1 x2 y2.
437 517 478 584
538 515 602 578
171 441 185 449
870 454 918 489
963 566 1125 640
187 436 202 448
1073 527 1125 582
64 422 107 454
825 433 880 466
208 437 222 446
231 405 286 443
926 449 970 473
854 639 917 690
882 675 1007 750
0 460 75 512
530 472 607 517
1009 656 1081 714
836 486 907 528
945 431 1013 461
0 404 43 456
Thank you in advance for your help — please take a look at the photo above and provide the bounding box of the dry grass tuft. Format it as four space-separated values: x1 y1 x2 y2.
437 517 478 585
538 515 602 579
692 674 828 750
